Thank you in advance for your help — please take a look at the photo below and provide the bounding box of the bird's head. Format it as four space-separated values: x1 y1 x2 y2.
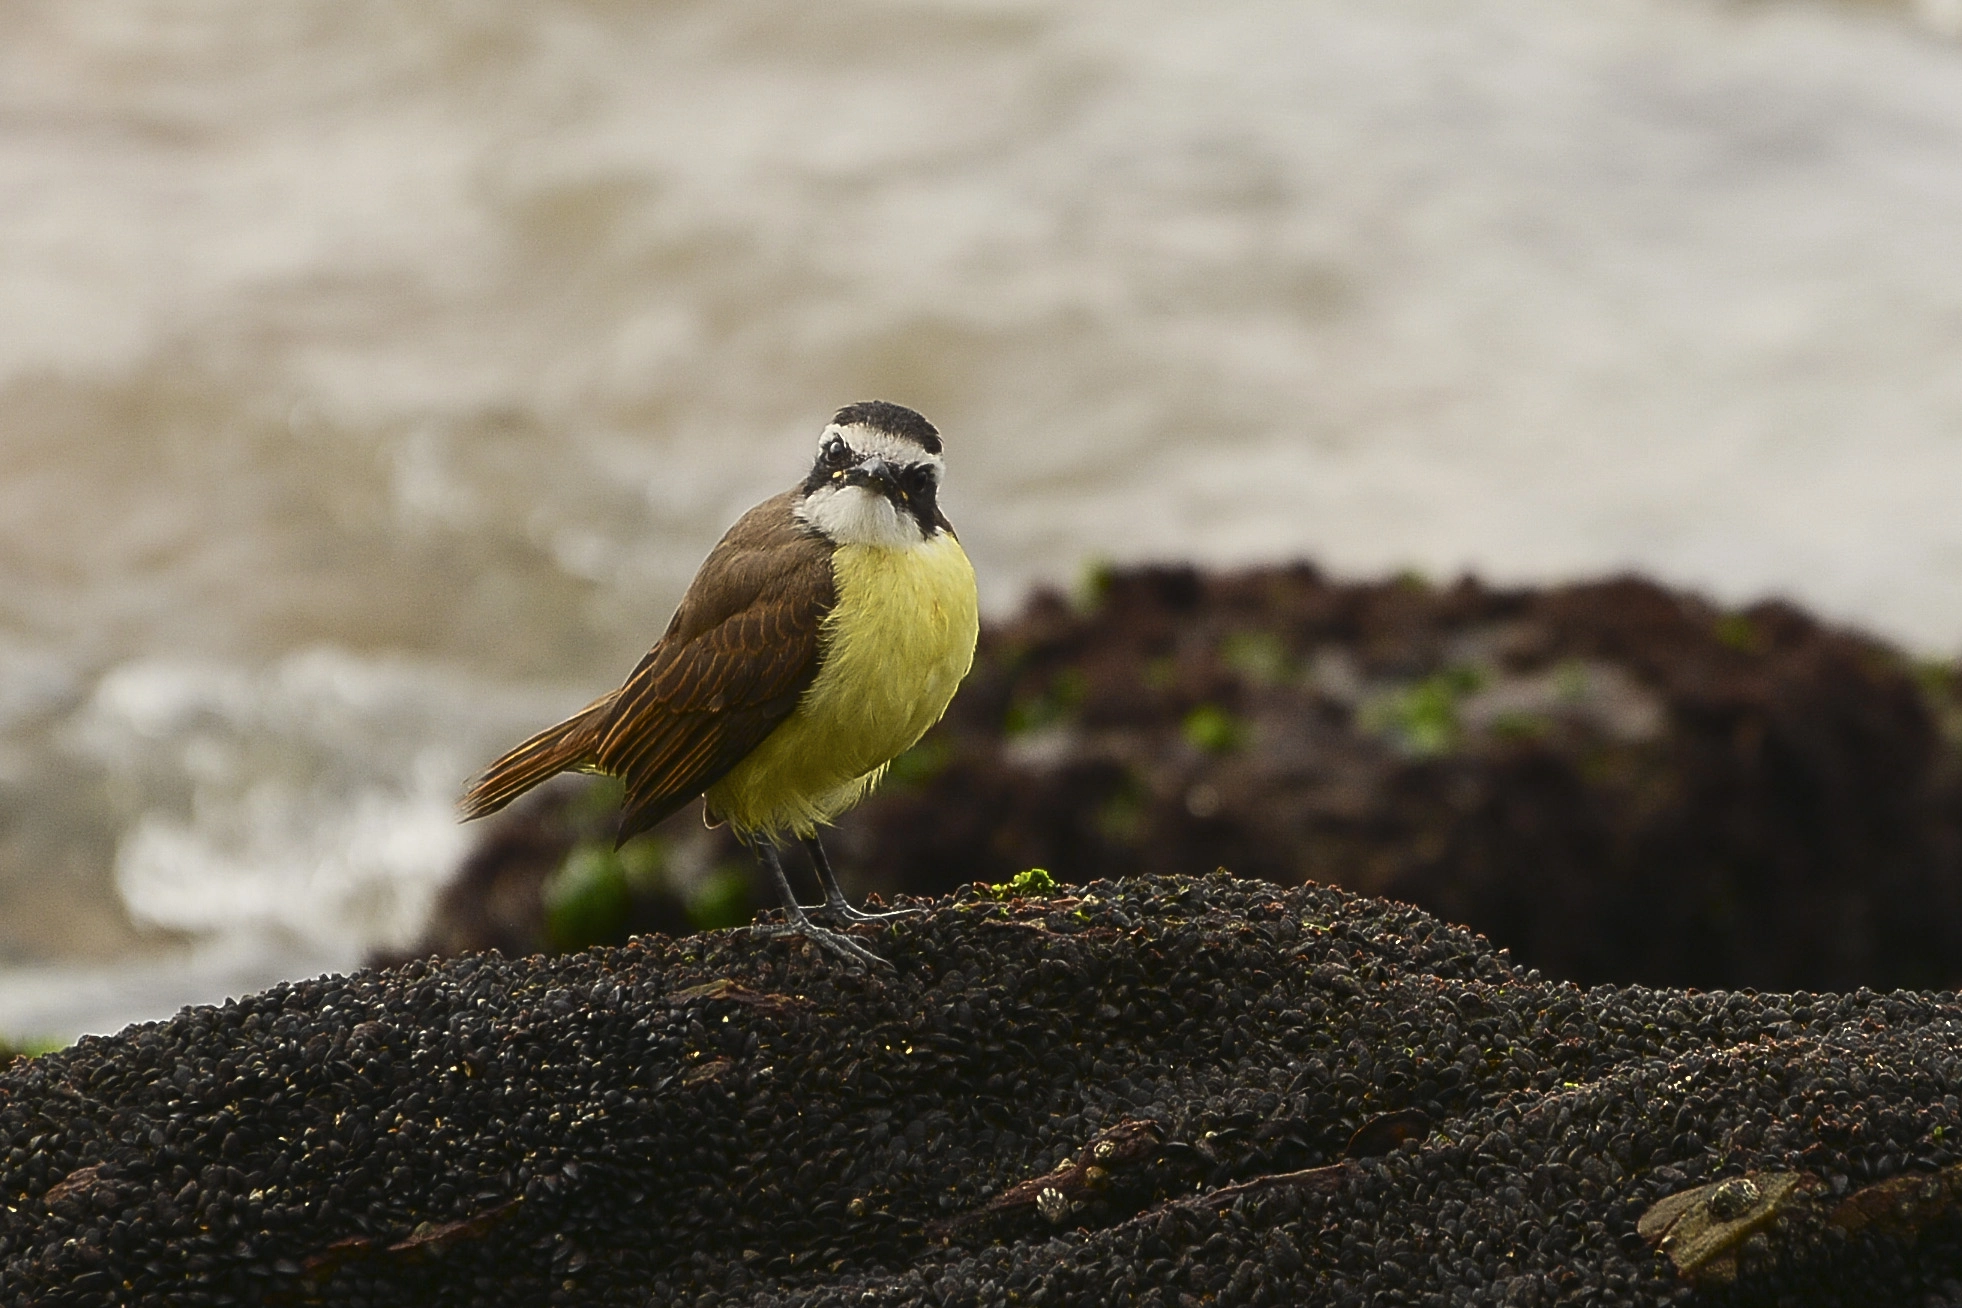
795 401 946 548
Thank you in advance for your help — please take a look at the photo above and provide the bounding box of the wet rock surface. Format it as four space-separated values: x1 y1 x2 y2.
421 565 1962 992
13 873 1962 1306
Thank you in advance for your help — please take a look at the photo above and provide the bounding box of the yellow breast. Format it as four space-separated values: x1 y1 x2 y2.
705 530 979 837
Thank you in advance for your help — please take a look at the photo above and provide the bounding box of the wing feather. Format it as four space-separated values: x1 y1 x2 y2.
593 490 833 841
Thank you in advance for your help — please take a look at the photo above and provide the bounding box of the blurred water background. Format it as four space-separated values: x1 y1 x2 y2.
4 0 1962 1039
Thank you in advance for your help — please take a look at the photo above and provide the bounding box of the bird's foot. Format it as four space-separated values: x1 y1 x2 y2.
751 919 893 971
812 896 920 924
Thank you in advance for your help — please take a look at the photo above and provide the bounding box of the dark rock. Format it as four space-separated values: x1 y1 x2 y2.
11 873 1962 1305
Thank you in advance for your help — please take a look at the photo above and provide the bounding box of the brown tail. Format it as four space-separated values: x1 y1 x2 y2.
458 695 612 821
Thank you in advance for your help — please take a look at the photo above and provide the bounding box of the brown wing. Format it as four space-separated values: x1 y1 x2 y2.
594 489 834 842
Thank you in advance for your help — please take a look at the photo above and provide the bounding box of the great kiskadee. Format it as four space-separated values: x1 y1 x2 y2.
459 401 979 966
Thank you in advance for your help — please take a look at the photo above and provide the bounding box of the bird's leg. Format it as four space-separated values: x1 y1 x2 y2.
802 833 916 922
746 837 890 969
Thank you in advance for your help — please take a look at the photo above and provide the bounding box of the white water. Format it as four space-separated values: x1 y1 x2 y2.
3 0 1962 1038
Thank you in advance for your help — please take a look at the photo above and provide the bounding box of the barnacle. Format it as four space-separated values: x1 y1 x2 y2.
1637 1172 1808 1283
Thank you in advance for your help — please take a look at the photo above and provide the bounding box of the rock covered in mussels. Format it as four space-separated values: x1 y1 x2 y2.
8 873 1962 1306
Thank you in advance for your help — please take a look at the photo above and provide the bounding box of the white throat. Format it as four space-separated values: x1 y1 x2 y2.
796 483 928 549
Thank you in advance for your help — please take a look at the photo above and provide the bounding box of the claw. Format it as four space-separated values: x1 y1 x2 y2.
799 834 916 926
751 920 892 970
812 899 920 924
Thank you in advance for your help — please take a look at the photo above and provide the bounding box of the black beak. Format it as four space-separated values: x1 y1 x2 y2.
844 456 900 498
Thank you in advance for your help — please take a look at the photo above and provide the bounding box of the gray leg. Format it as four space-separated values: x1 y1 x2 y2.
802 833 916 922
746 837 890 969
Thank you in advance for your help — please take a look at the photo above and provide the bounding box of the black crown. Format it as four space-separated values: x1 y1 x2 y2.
830 401 942 455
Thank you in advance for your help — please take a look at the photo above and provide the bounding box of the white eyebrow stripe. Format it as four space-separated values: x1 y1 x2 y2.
824 424 944 474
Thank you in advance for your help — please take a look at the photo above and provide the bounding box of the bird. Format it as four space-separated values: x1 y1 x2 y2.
459 401 980 967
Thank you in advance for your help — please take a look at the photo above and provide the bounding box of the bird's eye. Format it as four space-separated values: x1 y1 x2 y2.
823 438 851 467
